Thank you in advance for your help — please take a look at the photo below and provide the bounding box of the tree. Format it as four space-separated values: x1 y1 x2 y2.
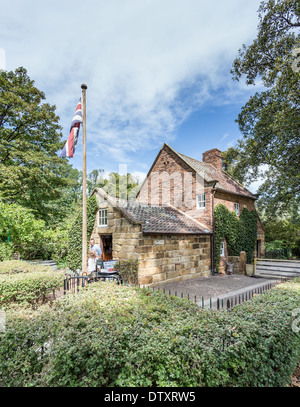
96 171 140 200
0 67 78 224
87 169 104 196
263 203 300 257
226 0 300 217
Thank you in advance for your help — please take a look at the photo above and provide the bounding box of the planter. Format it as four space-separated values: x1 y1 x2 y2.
245 263 254 276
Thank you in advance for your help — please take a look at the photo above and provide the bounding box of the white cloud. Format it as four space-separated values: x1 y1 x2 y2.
1 0 262 169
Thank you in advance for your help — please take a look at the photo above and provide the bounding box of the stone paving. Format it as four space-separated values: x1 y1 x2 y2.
153 273 275 303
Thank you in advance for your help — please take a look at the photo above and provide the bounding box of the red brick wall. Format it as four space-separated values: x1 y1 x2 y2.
214 190 256 213
138 144 264 244
202 148 223 171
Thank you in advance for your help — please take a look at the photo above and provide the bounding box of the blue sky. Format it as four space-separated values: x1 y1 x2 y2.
0 0 263 190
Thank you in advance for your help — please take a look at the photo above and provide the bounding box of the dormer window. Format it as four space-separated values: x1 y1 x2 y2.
234 203 239 216
197 193 206 209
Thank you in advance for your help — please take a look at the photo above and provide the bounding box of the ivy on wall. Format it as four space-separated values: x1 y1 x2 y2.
67 195 99 271
214 204 257 271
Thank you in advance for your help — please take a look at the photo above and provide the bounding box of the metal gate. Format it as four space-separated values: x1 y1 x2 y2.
256 258 300 279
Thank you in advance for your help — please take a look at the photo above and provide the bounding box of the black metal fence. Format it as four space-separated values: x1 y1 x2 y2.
64 273 122 294
140 278 289 310
63 274 291 310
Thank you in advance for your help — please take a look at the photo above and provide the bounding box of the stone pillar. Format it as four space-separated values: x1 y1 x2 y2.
239 251 246 275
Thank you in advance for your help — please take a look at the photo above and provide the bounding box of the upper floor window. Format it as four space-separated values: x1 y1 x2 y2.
234 203 239 216
197 193 206 209
98 209 108 227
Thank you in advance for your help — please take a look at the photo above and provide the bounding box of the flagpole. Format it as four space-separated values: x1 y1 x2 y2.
81 83 87 275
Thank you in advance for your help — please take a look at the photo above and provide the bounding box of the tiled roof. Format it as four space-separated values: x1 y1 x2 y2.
171 146 256 199
120 202 211 234
95 189 211 234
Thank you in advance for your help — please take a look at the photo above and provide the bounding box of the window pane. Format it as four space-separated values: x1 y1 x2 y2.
99 209 108 226
197 193 206 208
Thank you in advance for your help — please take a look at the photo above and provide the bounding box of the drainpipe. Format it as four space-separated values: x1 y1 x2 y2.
211 186 217 275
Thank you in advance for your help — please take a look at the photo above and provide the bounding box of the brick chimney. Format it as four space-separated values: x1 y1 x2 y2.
202 148 223 171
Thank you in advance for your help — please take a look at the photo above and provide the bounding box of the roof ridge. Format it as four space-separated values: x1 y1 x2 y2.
175 148 255 198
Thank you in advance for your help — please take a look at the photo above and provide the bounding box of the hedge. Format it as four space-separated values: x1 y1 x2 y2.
0 261 64 308
0 260 50 274
0 279 299 387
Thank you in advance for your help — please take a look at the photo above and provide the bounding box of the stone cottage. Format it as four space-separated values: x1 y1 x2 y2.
136 143 265 272
90 143 265 285
90 188 212 286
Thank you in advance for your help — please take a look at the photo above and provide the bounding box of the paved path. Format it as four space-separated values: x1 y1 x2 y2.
153 274 277 309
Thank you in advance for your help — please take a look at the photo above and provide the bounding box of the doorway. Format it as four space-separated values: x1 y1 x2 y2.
100 234 113 261
256 240 261 258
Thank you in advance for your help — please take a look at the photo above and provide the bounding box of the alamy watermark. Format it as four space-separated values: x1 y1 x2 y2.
0 310 5 333
97 164 207 217
0 48 6 71
292 308 300 333
291 47 300 73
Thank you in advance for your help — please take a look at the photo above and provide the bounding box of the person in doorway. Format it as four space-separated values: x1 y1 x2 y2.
87 249 97 274
89 238 103 260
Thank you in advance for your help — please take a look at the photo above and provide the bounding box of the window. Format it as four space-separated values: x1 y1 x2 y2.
220 241 225 257
98 209 108 227
197 193 206 209
234 203 239 216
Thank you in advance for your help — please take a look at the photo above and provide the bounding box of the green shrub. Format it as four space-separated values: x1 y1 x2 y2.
115 259 138 285
0 270 64 308
0 260 50 275
0 242 13 261
214 205 257 270
66 195 98 271
0 279 299 387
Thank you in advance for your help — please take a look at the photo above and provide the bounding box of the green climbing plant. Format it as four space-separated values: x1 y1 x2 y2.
66 195 99 271
214 204 257 271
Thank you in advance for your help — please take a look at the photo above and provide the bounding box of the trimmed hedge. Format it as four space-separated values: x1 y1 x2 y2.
0 272 64 308
0 279 299 387
0 260 50 274
0 261 64 308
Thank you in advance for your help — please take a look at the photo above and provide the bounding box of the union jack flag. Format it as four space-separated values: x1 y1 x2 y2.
60 98 82 158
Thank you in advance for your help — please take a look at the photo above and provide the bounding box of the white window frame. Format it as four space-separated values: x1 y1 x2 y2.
196 193 206 209
220 241 225 257
98 209 108 227
234 203 239 216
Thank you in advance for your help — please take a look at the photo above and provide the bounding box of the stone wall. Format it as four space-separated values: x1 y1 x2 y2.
90 195 143 262
228 252 246 275
137 234 211 286
91 194 212 286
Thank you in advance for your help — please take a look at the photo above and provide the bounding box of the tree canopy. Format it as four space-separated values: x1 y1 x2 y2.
224 0 300 218
0 67 78 224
